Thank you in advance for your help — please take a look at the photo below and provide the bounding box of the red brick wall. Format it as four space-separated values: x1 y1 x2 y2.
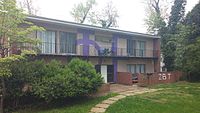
138 71 183 86
153 38 161 72
116 72 132 85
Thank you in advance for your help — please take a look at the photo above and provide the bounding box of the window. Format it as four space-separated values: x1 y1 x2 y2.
138 41 146 57
60 32 76 54
127 64 137 80
127 64 145 74
37 30 56 54
127 39 136 56
127 64 136 74
136 64 145 73
127 64 145 79
95 36 112 43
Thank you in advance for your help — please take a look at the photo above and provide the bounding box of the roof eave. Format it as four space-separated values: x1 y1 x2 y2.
26 15 160 39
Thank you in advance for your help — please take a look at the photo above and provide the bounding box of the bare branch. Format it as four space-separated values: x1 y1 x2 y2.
19 0 39 15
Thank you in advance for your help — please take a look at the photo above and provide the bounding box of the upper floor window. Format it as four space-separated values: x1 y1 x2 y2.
138 41 146 57
37 30 56 54
95 36 112 43
127 39 136 56
60 32 76 54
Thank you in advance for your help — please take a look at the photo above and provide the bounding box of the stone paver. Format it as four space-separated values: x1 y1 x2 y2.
90 84 159 113
108 96 125 101
102 99 116 104
91 107 106 113
95 104 110 109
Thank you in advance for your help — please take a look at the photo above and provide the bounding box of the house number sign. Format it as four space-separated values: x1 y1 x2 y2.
159 73 171 80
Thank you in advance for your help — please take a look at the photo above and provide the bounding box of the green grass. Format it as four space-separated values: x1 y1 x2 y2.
106 82 200 113
14 93 117 113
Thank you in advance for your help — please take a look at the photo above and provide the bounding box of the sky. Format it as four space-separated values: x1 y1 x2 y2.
18 0 200 33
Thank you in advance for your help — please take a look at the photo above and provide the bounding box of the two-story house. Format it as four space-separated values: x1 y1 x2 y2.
25 16 160 83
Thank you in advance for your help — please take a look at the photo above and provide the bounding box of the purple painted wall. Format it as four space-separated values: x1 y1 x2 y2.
77 29 119 83
112 34 118 82
77 29 100 56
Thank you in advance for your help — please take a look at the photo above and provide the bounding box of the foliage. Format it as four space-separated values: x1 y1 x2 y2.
67 58 103 92
70 0 96 24
144 0 187 71
70 0 119 28
145 11 166 35
18 0 39 15
0 1 43 112
5 60 46 101
144 0 167 35
96 1 119 28
5 58 103 109
0 0 42 48
0 55 24 77
31 59 103 102
174 3 200 81
161 0 186 71
168 0 186 34
14 93 117 113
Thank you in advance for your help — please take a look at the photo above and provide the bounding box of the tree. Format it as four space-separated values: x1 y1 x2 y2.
18 0 39 15
71 0 119 28
144 0 187 71
175 3 200 81
161 0 186 71
0 0 42 112
70 0 96 23
184 2 200 42
168 0 186 34
144 0 167 35
96 1 119 28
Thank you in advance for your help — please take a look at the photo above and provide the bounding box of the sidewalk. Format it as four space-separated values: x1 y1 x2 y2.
90 84 158 113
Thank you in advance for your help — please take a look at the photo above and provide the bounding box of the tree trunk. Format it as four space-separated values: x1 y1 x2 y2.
0 77 5 113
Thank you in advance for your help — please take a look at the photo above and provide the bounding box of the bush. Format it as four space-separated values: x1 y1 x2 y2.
31 58 103 101
6 58 103 106
5 60 46 108
67 59 103 95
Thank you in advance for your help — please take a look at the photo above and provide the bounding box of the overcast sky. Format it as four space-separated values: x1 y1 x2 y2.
18 0 200 33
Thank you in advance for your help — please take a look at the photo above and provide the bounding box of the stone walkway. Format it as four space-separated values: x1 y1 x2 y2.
90 84 158 113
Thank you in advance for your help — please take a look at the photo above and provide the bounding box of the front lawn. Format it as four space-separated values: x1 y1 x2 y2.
106 82 200 113
14 93 117 113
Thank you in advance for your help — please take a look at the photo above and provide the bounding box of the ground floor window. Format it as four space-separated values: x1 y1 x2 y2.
136 64 145 73
127 64 146 79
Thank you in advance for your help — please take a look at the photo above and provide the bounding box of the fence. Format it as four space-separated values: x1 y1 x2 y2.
137 71 183 86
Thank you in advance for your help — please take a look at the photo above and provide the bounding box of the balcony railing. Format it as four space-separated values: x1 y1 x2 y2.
88 47 159 58
11 42 159 58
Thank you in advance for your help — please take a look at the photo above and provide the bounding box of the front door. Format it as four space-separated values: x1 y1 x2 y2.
95 65 114 83
107 65 114 83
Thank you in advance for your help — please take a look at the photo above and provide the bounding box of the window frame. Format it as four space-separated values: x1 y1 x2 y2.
127 39 136 56
59 31 76 54
37 30 56 54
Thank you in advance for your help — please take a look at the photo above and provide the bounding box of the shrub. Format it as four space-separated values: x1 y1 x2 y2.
32 58 103 102
6 58 103 103
67 58 103 95
5 60 46 108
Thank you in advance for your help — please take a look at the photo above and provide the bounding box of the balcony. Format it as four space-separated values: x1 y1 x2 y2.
11 42 159 58
87 47 159 58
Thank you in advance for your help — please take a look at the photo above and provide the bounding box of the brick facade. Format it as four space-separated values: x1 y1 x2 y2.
116 72 133 85
137 71 183 86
